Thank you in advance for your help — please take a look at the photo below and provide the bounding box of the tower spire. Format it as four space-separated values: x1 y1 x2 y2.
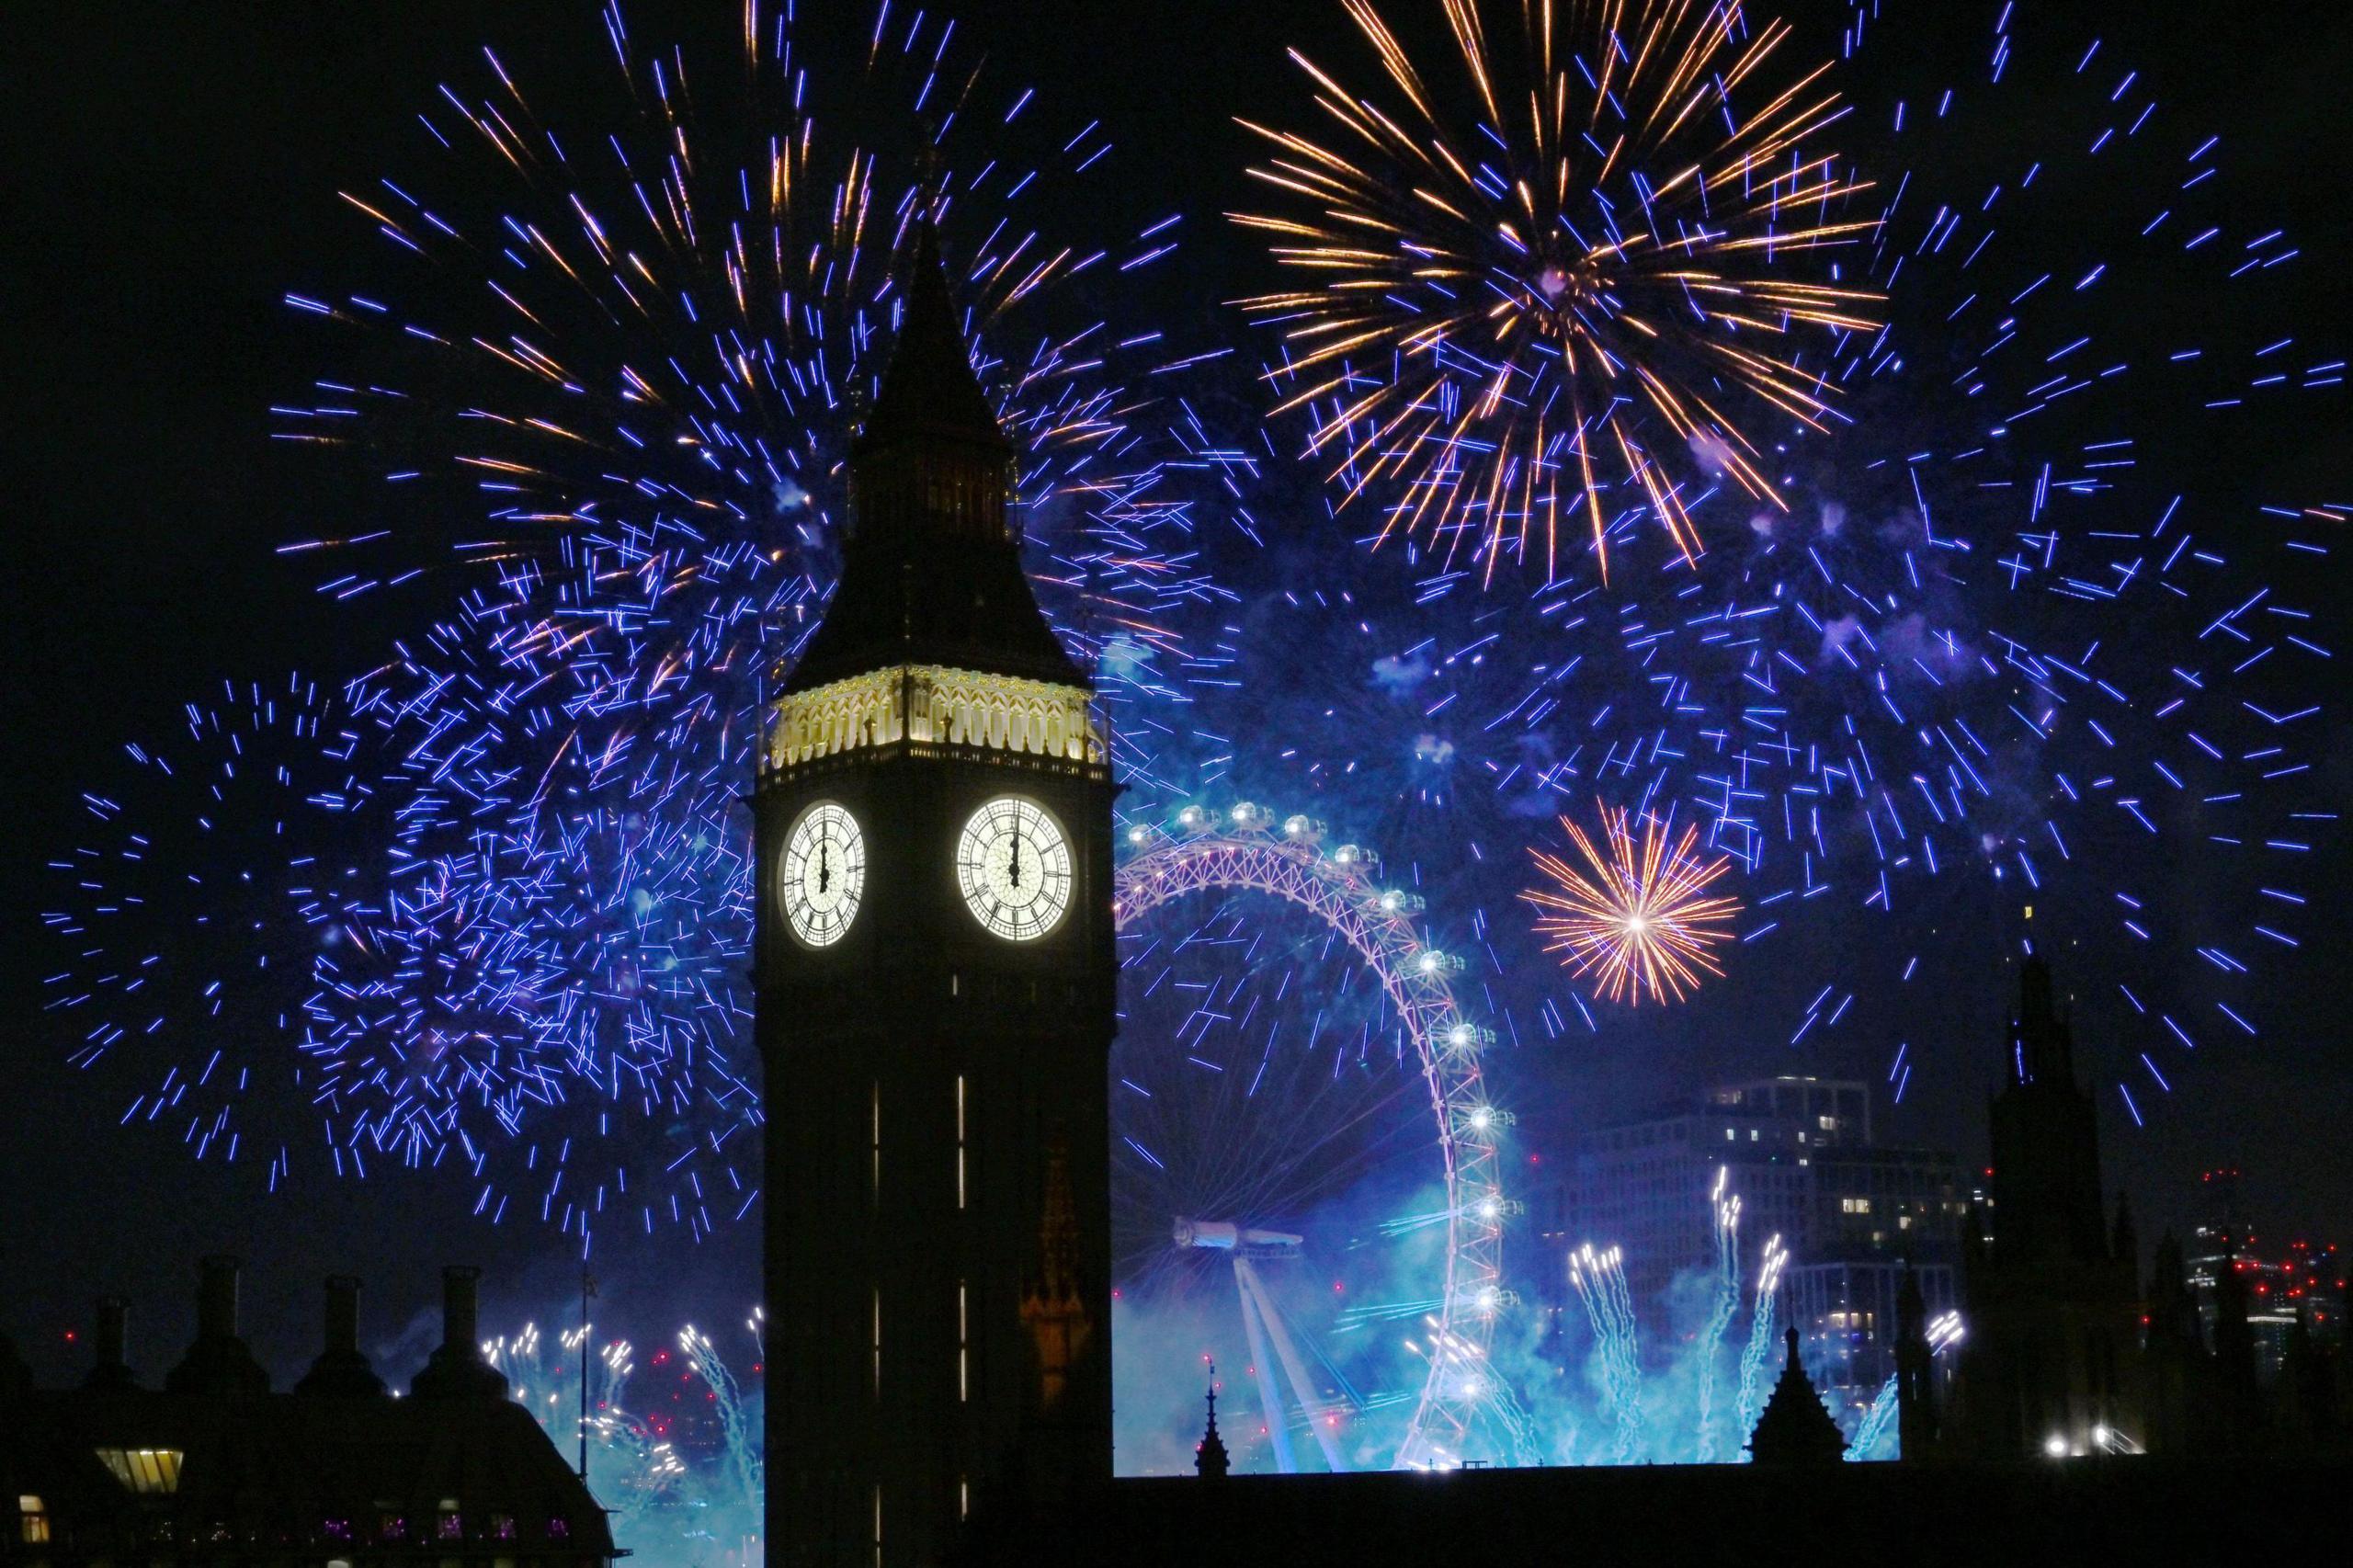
1196 1365 1231 1479
781 205 1083 695
857 209 1008 463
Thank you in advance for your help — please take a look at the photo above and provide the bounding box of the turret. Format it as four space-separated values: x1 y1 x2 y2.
2146 1231 2202 1348
1195 1373 1231 1480
1894 1263 1938 1461
1985 955 2107 1266
0 1327 30 1407
2211 1237 2262 1445
1746 1328 1848 1465
2012 954 2075 1087
2110 1191 2139 1274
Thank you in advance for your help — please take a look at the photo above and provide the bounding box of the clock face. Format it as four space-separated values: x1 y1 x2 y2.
956 796 1074 942
779 801 866 949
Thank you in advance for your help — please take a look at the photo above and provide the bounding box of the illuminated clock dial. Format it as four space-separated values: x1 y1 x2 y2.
956 796 1073 942
779 801 866 948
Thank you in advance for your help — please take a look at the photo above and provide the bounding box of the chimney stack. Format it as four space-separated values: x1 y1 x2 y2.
84 1297 136 1392
442 1264 481 1350
326 1275 361 1356
164 1256 269 1397
198 1254 238 1340
411 1265 508 1401
295 1275 385 1399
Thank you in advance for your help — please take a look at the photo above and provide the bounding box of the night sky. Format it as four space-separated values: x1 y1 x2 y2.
6 0 2349 1392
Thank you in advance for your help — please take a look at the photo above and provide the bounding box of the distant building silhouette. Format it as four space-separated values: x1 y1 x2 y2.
1542 1074 1962 1412
1945 955 2143 1460
2 1259 612 1567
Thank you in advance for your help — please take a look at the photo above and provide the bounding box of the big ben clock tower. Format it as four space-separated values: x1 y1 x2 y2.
756 216 1116 1567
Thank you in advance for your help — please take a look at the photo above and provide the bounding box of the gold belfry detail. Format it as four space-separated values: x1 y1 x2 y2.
766 664 1105 774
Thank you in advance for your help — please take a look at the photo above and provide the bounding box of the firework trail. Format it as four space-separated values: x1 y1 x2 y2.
1234 0 1880 584
52 1 1238 1250
489 1311 765 1568
1847 1305 1962 1460
1568 1243 1645 1462
1690 1167 1743 1461
41 676 404 1191
1848 1372 1900 1459
680 1322 763 1519
1732 1232 1788 1449
1209 0 2339 1117
277 0 1219 768
1522 799 1743 1004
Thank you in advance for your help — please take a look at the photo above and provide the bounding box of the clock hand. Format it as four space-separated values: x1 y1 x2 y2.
1008 818 1023 890
818 840 831 895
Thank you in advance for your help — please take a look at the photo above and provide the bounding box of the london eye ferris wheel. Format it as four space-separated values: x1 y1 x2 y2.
1109 804 1513 1472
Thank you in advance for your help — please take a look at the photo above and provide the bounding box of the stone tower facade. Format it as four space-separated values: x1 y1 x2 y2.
756 219 1117 1567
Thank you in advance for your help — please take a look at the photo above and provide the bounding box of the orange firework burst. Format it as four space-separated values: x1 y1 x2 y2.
1522 801 1741 1005
1233 0 1880 585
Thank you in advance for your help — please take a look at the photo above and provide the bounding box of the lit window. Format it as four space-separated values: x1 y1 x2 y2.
1749 1130 1759 1142
1819 1115 1836 1131
94 1449 184 1494
438 1502 463 1540
19 1497 49 1545
1724 1129 1734 1142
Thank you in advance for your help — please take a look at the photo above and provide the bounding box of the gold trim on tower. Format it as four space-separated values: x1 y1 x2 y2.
766 664 1105 774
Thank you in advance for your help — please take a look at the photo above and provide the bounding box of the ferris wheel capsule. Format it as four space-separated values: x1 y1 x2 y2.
1175 803 1211 833
1281 814 1326 845
1441 1021 1496 1053
1374 889 1426 916
1228 801 1273 833
1330 843 1380 871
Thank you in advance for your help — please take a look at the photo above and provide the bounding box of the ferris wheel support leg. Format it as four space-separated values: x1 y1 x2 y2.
1237 1257 1348 1474
1235 1262 1298 1475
